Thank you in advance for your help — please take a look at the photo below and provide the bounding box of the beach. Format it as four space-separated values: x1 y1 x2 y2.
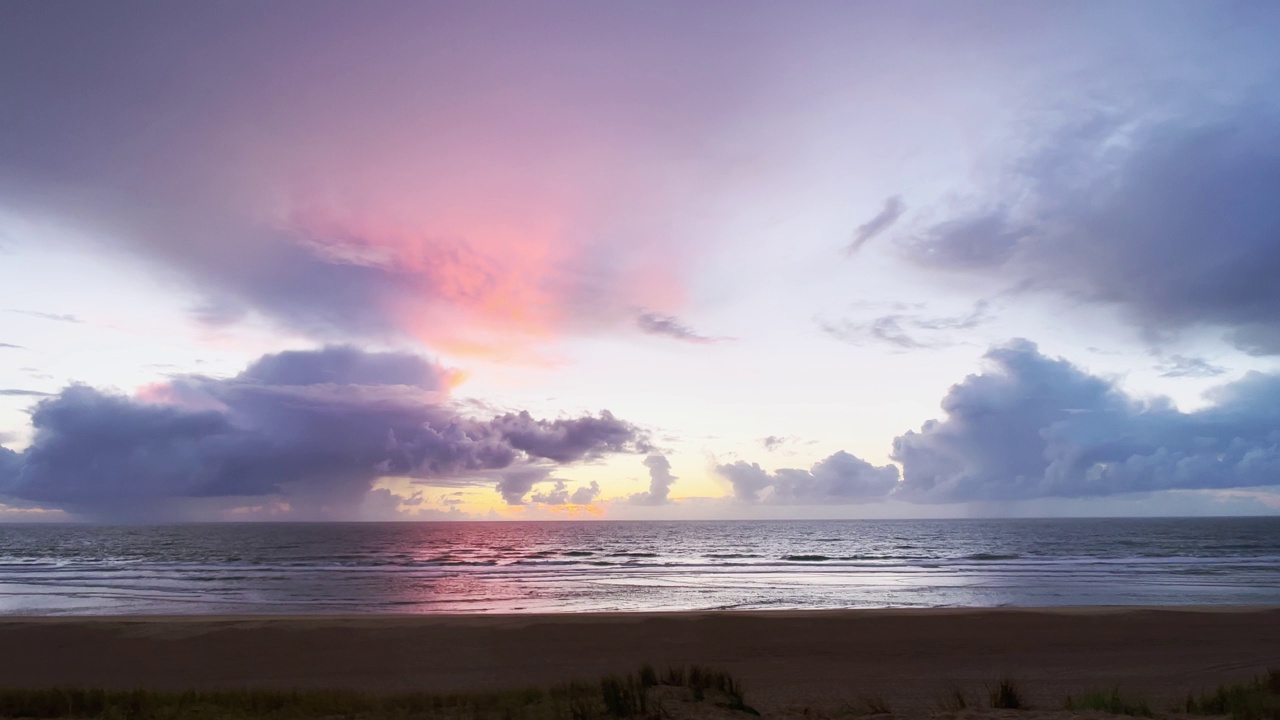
1 608 1277 716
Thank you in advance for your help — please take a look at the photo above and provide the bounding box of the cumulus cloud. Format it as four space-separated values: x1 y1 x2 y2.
892 339 1280 502
846 195 905 254
0 346 648 519
630 453 676 505
715 451 900 504
903 109 1280 353
496 468 553 506
531 480 601 505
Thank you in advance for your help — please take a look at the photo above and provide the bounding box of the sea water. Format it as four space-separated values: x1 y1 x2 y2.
1 518 1277 614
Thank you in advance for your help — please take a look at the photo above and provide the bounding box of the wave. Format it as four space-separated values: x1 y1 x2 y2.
960 553 1021 561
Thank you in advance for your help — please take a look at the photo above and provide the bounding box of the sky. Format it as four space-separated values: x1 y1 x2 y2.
3 0 1280 521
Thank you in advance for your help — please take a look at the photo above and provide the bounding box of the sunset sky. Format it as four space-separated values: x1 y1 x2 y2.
3 1 1280 521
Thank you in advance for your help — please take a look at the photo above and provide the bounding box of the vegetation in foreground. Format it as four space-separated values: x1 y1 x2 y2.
1064 688 1154 717
0 664 756 720
2 667 1278 719
1182 669 1280 720
988 679 1024 710
1058 670 1280 720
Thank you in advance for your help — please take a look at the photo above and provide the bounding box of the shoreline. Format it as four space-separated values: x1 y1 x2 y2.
1 607 1278 713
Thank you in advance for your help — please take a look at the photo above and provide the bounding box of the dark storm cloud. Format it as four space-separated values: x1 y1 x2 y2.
630 453 675 505
892 340 1280 502
0 347 648 519
715 451 899 504
903 110 1280 353
846 195 905 254
635 312 725 344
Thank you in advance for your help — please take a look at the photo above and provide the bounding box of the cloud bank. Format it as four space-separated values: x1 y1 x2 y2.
716 451 899 504
0 346 648 520
718 340 1280 506
892 340 1280 502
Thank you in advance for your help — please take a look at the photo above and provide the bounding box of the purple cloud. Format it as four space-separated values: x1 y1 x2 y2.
716 451 899 504
0 347 648 519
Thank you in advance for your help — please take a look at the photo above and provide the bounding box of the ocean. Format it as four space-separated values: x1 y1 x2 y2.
1 518 1277 615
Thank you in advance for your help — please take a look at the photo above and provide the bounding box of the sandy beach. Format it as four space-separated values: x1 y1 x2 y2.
0 608 1277 715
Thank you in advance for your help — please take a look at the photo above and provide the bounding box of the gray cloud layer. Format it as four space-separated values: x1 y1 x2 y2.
904 110 1280 354
0 346 648 519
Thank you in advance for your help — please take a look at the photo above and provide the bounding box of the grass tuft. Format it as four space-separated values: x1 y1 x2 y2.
637 665 658 690
1184 669 1280 720
1064 687 1153 716
600 674 646 717
938 686 971 712
0 665 756 720
988 678 1024 710
859 695 892 715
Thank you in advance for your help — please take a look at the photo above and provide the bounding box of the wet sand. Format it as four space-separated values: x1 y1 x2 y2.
0 608 1277 715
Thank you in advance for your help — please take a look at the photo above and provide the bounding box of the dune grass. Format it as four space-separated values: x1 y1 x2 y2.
1183 669 1280 720
857 695 892 715
937 686 973 712
988 678 1024 710
0 665 756 720
1063 688 1154 717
